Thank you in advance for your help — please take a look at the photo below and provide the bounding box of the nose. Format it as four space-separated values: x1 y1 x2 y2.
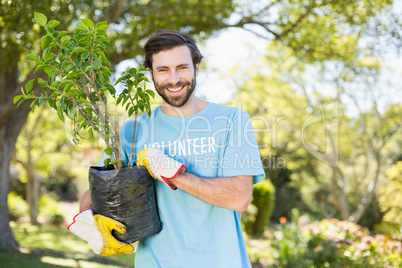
168 70 180 85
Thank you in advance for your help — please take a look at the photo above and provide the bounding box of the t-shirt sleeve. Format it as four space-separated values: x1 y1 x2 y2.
221 108 265 184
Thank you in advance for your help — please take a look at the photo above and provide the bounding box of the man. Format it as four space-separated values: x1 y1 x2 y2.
69 29 265 267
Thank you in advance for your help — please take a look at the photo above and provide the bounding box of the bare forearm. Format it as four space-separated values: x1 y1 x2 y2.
170 173 253 213
80 190 92 212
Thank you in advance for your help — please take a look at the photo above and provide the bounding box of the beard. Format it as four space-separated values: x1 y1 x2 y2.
152 76 196 108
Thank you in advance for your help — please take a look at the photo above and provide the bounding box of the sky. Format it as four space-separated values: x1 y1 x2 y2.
196 28 268 104
196 0 402 108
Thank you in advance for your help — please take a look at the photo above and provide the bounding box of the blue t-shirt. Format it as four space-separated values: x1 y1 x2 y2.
112 102 265 268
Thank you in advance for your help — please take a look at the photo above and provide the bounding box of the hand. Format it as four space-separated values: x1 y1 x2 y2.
137 147 187 190
68 210 134 256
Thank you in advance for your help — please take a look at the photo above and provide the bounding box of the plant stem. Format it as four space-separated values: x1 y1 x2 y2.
73 100 119 168
128 94 139 166
58 36 122 168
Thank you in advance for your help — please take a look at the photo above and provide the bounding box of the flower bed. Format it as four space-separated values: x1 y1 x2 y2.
247 218 402 267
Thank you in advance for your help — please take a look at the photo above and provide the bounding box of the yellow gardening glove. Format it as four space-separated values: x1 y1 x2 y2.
68 210 134 256
137 148 187 190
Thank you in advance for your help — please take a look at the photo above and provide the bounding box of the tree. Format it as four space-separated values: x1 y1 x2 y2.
236 50 401 226
379 161 402 223
232 0 401 225
0 0 236 249
13 104 78 225
13 107 45 225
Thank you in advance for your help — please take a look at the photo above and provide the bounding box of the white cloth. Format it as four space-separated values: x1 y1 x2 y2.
68 210 103 254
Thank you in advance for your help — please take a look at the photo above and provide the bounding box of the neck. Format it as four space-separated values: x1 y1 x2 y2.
160 95 208 117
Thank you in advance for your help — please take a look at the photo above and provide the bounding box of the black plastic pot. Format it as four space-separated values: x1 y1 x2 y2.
88 164 162 243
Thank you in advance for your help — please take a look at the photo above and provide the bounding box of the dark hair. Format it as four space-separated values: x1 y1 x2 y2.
143 29 203 70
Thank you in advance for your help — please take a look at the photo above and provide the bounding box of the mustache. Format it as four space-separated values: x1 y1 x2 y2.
162 80 190 88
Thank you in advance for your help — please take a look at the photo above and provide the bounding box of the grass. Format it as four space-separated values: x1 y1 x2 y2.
0 222 136 268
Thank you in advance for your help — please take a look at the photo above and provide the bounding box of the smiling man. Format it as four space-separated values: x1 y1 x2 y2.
71 29 266 268
151 45 197 109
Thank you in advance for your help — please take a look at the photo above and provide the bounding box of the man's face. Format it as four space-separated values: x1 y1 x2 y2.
151 45 199 108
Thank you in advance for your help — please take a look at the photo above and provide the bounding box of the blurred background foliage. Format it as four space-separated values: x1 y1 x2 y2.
1 0 401 266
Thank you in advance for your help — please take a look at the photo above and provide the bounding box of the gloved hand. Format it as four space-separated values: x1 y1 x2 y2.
137 147 187 190
68 209 134 256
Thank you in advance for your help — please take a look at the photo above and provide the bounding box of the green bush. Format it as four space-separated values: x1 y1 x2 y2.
243 179 275 236
247 218 402 267
355 195 384 230
44 166 79 201
375 221 402 241
39 194 65 225
8 192 28 221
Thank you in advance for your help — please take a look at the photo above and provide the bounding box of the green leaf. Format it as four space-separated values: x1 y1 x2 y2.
93 58 101 69
42 65 52 75
42 46 52 61
78 98 91 105
34 12 47 27
76 131 87 140
95 21 109 32
106 84 116 95
16 98 26 108
100 66 111 77
88 128 94 141
60 80 74 88
41 35 52 50
104 147 113 156
13 95 23 104
99 51 111 66
128 107 135 117
114 76 126 86
146 90 155 99
57 107 65 122
104 158 111 166
97 24 109 31
73 47 88 53
97 34 109 42
122 95 130 106
139 67 151 72
48 99 56 110
34 65 43 74
38 94 45 107
128 68 137 75
84 65 93 73
25 79 35 93
47 19 60 28
60 35 71 44
46 52 56 61
26 54 39 61
58 53 64 62
30 99 37 111
81 18 95 30
74 22 89 32
116 94 123 105
37 78 48 86
57 30 69 38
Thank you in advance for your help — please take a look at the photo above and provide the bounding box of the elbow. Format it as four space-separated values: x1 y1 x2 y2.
234 190 252 213
231 175 253 213
235 203 249 213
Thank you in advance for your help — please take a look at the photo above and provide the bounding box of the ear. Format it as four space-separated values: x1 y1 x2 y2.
195 63 200 76
149 71 154 81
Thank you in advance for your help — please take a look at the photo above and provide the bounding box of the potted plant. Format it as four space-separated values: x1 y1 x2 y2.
14 12 161 243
